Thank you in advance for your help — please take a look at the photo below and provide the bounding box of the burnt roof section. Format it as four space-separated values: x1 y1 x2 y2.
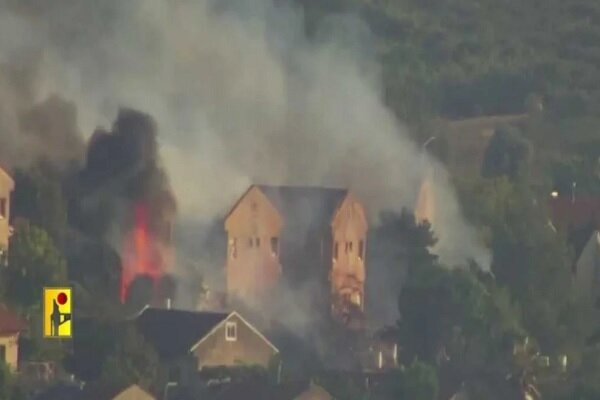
257 185 349 230
0 304 26 335
135 308 229 361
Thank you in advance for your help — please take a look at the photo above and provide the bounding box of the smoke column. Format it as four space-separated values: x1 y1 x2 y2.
0 0 490 321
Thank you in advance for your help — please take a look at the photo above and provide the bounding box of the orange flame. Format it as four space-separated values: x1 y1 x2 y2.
120 203 163 302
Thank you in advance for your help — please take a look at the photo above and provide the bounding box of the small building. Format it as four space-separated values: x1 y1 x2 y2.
32 383 84 400
83 383 155 400
134 308 279 384
212 380 333 400
0 167 14 263
0 304 26 371
224 185 368 329
548 196 600 233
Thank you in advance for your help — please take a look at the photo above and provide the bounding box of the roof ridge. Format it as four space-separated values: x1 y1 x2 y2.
256 184 349 191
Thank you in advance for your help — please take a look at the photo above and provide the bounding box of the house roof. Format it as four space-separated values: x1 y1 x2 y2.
213 380 322 400
256 185 349 230
82 383 155 400
135 308 229 360
32 384 83 400
0 304 26 335
548 196 600 232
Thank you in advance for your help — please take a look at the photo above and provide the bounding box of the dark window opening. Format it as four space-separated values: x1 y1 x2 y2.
349 242 353 252
248 238 253 248
334 242 339 260
0 345 6 362
255 237 261 248
270 237 279 256
0 199 6 218
226 322 237 341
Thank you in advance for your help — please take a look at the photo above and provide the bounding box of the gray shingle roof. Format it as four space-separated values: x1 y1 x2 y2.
135 308 229 360
256 185 348 231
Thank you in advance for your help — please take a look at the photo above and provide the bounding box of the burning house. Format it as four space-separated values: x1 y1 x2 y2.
0 167 13 264
72 109 177 307
224 184 368 329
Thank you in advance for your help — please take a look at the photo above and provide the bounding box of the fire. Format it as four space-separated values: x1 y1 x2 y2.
120 203 163 302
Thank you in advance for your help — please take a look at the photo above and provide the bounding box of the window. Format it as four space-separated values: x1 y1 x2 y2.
349 242 353 253
333 242 339 261
225 321 237 341
0 345 5 362
351 292 361 307
270 237 279 256
248 238 253 248
230 238 238 259
358 240 364 261
393 344 398 364
0 199 5 219
378 351 383 369
255 237 261 248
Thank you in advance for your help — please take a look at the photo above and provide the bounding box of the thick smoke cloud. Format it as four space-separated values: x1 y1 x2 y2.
0 0 490 325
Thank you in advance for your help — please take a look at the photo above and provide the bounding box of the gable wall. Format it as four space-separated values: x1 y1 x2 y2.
0 169 14 251
193 314 278 370
330 194 368 324
224 186 283 306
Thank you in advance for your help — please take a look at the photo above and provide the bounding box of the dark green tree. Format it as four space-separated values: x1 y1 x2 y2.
11 162 69 245
4 221 67 311
98 324 163 392
481 125 532 181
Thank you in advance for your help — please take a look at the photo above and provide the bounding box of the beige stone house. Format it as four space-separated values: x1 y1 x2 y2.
0 304 26 371
224 185 368 329
134 308 279 384
0 167 14 263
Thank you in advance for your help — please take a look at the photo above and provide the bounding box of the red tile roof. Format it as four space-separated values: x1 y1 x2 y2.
548 196 600 231
0 304 26 335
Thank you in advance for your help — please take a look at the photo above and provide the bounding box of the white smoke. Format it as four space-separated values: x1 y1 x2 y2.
0 0 490 314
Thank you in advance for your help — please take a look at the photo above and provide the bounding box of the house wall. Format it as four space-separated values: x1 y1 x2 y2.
0 333 20 371
114 385 156 400
330 194 368 326
0 168 14 254
224 187 283 306
193 314 278 370
295 385 333 400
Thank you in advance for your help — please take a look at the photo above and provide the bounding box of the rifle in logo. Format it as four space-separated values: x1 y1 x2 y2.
43 288 72 338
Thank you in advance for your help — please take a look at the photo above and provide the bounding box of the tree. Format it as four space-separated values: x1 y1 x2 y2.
98 324 163 392
3 221 67 311
481 125 532 181
367 209 437 323
11 162 69 245
400 361 439 400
